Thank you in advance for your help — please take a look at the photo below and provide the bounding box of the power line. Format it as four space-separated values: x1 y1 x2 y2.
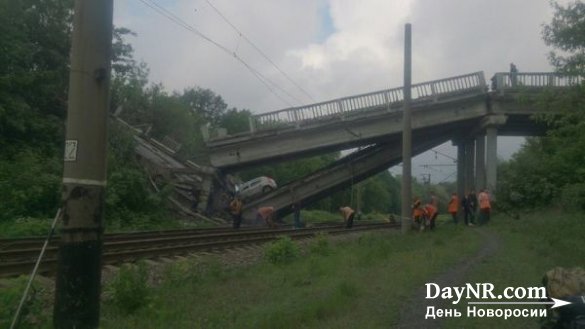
438 171 457 183
204 0 316 104
430 148 457 162
137 0 300 107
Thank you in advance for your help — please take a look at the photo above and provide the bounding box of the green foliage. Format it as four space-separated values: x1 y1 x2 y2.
105 120 171 230
239 153 338 185
219 108 253 135
264 236 300 265
99 221 481 328
543 1 585 75
309 232 331 256
559 183 585 211
0 217 53 238
360 171 401 214
0 151 61 221
0 0 72 157
108 263 151 314
445 211 585 329
497 2 585 210
292 209 339 223
0 276 50 329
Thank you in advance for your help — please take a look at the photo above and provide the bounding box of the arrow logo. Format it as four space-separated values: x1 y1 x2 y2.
550 298 572 309
468 298 572 309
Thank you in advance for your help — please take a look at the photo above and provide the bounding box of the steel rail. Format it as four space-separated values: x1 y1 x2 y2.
0 222 398 278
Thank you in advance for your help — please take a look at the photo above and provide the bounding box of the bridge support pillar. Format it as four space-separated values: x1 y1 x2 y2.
464 140 475 194
456 142 465 214
485 126 498 198
475 135 486 190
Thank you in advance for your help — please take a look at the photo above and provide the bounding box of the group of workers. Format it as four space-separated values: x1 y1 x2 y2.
412 189 492 230
230 188 493 231
228 193 357 229
228 194 308 229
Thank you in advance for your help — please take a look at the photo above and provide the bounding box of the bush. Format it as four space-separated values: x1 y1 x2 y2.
0 151 61 221
310 232 331 256
0 276 49 329
108 262 151 314
265 236 299 265
0 217 53 238
297 210 339 224
558 183 585 211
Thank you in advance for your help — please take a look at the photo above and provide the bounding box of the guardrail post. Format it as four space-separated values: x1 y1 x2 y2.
430 83 438 102
548 74 555 87
293 109 301 128
478 72 487 92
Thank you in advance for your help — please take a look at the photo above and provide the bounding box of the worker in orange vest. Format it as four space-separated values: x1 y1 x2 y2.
412 198 425 230
257 206 276 228
229 195 243 229
478 189 491 225
448 192 459 224
339 206 355 228
424 202 438 231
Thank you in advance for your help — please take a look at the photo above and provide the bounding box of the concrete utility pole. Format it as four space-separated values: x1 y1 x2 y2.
401 23 412 234
53 1 113 328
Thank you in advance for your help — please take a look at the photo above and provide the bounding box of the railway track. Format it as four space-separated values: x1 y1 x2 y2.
0 221 398 278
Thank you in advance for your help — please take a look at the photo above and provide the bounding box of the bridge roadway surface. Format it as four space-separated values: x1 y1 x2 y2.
205 72 578 221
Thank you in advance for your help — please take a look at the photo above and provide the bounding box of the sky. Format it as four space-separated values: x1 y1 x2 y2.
114 0 564 183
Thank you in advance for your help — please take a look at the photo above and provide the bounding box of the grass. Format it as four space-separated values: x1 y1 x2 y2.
99 223 481 328
281 209 340 224
443 209 585 329
5 210 579 328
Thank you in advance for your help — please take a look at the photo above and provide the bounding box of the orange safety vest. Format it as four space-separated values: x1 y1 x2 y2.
448 195 459 213
257 206 274 220
229 199 243 215
424 204 437 218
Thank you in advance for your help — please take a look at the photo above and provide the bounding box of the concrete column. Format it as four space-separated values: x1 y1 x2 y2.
456 142 465 206
400 23 412 234
475 135 486 191
485 126 498 197
465 140 475 194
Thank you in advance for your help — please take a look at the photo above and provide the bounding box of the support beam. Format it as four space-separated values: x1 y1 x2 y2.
456 142 465 208
475 135 486 190
465 140 475 194
485 126 498 197
241 131 450 222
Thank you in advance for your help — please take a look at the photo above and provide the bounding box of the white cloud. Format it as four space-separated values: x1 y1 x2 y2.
114 0 561 181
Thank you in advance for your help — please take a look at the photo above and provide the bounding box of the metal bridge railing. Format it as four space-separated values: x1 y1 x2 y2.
249 71 487 132
492 72 583 93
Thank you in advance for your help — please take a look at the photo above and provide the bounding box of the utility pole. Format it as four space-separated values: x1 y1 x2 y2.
53 1 113 328
401 23 412 234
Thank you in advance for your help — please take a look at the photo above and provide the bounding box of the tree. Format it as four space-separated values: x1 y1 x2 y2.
497 1 585 210
220 108 253 135
0 0 73 157
543 1 585 75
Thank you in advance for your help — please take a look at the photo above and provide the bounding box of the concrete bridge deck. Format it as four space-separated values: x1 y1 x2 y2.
205 71 580 222
207 72 579 171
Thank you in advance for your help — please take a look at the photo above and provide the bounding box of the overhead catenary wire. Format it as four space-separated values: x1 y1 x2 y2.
430 148 457 162
204 0 316 104
138 0 303 107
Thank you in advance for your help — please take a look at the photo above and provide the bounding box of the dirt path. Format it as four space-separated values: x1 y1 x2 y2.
395 228 500 329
